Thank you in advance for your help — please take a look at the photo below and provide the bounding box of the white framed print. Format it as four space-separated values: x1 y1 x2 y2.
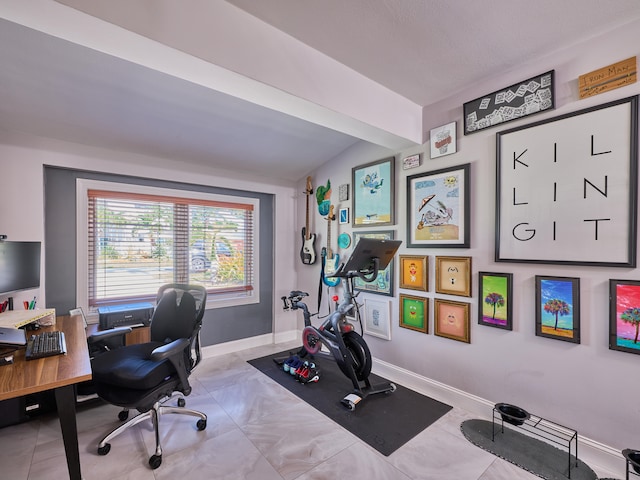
430 121 457 159
363 297 392 340
339 207 350 224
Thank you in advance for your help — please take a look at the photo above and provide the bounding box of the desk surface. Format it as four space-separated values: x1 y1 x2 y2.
0 315 92 401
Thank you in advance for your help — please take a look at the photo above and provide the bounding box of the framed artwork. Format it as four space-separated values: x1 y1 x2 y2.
399 255 428 291
478 272 513 330
403 153 421 170
338 183 349 202
535 276 580 344
434 299 470 343
339 207 350 224
609 279 640 355
496 95 638 267
363 298 392 340
352 157 395 227
430 121 457 158
464 70 554 135
435 256 472 297
399 294 428 333
352 230 395 296
406 163 470 248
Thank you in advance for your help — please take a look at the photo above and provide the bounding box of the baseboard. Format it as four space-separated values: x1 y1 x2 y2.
201 333 273 358
201 329 299 358
372 357 625 478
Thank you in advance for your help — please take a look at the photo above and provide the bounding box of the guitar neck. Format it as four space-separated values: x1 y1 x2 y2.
305 191 310 240
326 211 334 259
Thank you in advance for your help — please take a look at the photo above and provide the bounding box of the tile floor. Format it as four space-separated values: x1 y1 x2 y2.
0 341 618 479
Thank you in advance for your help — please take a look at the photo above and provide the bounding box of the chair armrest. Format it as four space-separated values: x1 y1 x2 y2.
87 326 132 344
150 338 189 361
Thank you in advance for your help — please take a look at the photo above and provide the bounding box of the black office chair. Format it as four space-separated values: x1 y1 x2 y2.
91 284 208 469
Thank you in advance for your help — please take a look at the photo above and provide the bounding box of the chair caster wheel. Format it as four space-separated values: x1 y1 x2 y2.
196 419 207 431
149 454 162 469
118 410 129 421
178 398 186 407
97 443 111 456
389 383 397 393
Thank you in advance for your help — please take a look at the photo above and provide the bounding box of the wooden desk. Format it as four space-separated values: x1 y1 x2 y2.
0 315 91 480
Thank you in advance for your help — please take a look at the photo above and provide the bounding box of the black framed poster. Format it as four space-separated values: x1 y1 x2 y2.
496 96 638 267
464 71 554 135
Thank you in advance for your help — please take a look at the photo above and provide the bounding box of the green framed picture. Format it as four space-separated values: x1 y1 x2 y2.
478 272 513 330
399 294 428 334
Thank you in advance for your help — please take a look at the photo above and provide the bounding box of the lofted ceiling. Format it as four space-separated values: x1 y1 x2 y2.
1 0 639 183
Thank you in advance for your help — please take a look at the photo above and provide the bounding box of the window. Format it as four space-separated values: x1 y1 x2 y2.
80 182 258 309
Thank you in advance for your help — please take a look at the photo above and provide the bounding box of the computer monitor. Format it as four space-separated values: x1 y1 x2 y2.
339 238 402 276
0 241 41 295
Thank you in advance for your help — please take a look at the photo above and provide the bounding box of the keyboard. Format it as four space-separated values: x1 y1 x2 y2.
25 331 67 360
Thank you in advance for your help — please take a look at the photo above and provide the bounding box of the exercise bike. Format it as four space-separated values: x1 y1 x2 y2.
282 238 401 410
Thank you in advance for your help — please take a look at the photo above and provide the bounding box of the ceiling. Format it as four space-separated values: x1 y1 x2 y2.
1 1 639 183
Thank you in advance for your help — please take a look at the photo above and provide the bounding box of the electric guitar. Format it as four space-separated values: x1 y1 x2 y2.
321 205 340 287
300 176 317 265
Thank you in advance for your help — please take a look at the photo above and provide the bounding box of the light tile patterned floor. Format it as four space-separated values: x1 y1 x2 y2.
0 341 618 479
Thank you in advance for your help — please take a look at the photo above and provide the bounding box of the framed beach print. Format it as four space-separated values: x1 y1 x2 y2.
430 121 457 158
399 294 428 333
399 255 428 291
435 256 472 297
352 230 395 296
535 276 580 344
406 163 470 248
363 298 392 340
434 299 470 343
609 279 640 355
496 96 638 267
352 157 395 227
478 272 513 330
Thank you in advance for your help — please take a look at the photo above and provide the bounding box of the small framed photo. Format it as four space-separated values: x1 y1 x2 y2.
478 272 513 330
609 279 640 355
535 276 580 344
430 121 457 158
434 299 470 343
339 207 350 224
403 153 421 170
399 294 428 334
399 255 428 291
363 298 392 340
435 256 472 297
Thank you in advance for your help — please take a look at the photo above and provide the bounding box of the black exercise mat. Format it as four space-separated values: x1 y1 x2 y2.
248 350 452 456
460 419 614 480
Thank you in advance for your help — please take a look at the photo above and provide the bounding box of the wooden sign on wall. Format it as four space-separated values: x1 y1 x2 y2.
579 57 637 99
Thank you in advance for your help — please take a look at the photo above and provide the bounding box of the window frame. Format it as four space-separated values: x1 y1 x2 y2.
76 179 260 313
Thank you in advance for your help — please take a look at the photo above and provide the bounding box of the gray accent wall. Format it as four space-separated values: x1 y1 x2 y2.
43 166 274 346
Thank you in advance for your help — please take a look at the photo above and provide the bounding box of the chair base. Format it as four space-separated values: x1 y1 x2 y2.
97 395 207 469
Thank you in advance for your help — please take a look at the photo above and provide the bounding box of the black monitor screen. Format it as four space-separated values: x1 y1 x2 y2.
0 241 41 295
341 238 402 273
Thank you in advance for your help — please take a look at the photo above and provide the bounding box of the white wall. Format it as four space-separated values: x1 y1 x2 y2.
295 18 640 456
0 129 298 335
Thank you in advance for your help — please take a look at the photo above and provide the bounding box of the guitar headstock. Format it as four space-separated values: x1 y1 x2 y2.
305 176 313 195
327 204 335 221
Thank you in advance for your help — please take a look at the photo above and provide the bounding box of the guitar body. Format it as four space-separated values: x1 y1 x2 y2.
321 248 340 287
300 227 317 265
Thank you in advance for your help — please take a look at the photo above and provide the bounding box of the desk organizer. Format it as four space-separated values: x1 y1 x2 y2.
492 403 578 479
